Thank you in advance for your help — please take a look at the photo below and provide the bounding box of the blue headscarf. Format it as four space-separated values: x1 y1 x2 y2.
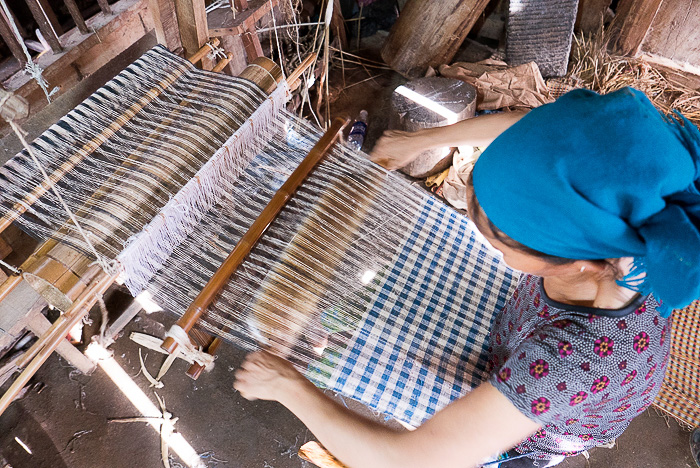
472 87 700 316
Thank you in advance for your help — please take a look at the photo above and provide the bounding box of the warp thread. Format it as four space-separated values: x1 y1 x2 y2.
117 82 290 294
8 121 121 276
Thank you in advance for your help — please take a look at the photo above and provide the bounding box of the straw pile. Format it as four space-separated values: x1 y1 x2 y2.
552 29 700 125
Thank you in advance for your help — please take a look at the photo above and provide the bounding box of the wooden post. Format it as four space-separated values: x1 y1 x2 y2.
63 0 90 34
219 34 247 75
96 0 113 15
148 0 183 54
0 6 27 67
381 0 491 78
241 30 263 60
25 0 63 53
174 0 214 69
574 0 612 35
608 0 663 57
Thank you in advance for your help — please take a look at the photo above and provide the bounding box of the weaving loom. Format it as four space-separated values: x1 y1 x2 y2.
2 43 700 435
1 43 698 435
0 44 521 425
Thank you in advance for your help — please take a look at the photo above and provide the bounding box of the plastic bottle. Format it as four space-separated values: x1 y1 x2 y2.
347 110 369 151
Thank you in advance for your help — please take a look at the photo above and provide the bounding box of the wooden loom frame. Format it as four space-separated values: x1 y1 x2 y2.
0 42 317 415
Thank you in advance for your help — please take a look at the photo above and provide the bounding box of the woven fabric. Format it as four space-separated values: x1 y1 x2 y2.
654 301 700 427
328 197 518 426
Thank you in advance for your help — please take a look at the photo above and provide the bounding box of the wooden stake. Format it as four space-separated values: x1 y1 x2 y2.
63 0 90 34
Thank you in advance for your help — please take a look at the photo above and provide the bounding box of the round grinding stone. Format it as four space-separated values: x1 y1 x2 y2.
391 77 477 179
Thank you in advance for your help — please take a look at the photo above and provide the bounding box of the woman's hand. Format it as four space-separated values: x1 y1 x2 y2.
370 111 529 171
234 350 304 401
370 130 426 170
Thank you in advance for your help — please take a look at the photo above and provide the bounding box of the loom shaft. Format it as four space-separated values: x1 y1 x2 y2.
161 117 350 355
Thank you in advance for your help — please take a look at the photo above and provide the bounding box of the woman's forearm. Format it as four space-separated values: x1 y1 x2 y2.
415 110 528 150
371 110 528 170
235 352 540 468
278 377 407 468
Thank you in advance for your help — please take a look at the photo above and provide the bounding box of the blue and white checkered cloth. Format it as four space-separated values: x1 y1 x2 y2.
328 197 518 427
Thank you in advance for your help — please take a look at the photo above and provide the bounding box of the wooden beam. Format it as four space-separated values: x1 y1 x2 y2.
641 0 700 67
25 0 63 53
148 0 183 54
26 311 95 374
173 0 213 69
574 0 612 35
381 0 491 78
609 0 663 57
63 0 90 34
0 6 27 67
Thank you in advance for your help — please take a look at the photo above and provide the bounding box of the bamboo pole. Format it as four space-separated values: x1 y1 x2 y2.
184 52 320 378
287 52 317 91
212 52 233 73
161 117 350 354
0 39 220 236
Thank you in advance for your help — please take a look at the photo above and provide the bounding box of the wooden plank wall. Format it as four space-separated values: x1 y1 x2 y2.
642 1 700 66
611 0 700 70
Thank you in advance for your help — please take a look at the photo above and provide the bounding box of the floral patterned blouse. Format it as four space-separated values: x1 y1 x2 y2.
488 274 670 460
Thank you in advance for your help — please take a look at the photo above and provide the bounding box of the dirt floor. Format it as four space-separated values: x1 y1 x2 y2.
0 32 697 468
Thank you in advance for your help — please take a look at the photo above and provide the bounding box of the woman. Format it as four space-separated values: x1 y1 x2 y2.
234 87 700 467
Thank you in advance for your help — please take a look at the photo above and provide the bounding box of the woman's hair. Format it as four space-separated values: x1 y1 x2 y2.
465 170 621 276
